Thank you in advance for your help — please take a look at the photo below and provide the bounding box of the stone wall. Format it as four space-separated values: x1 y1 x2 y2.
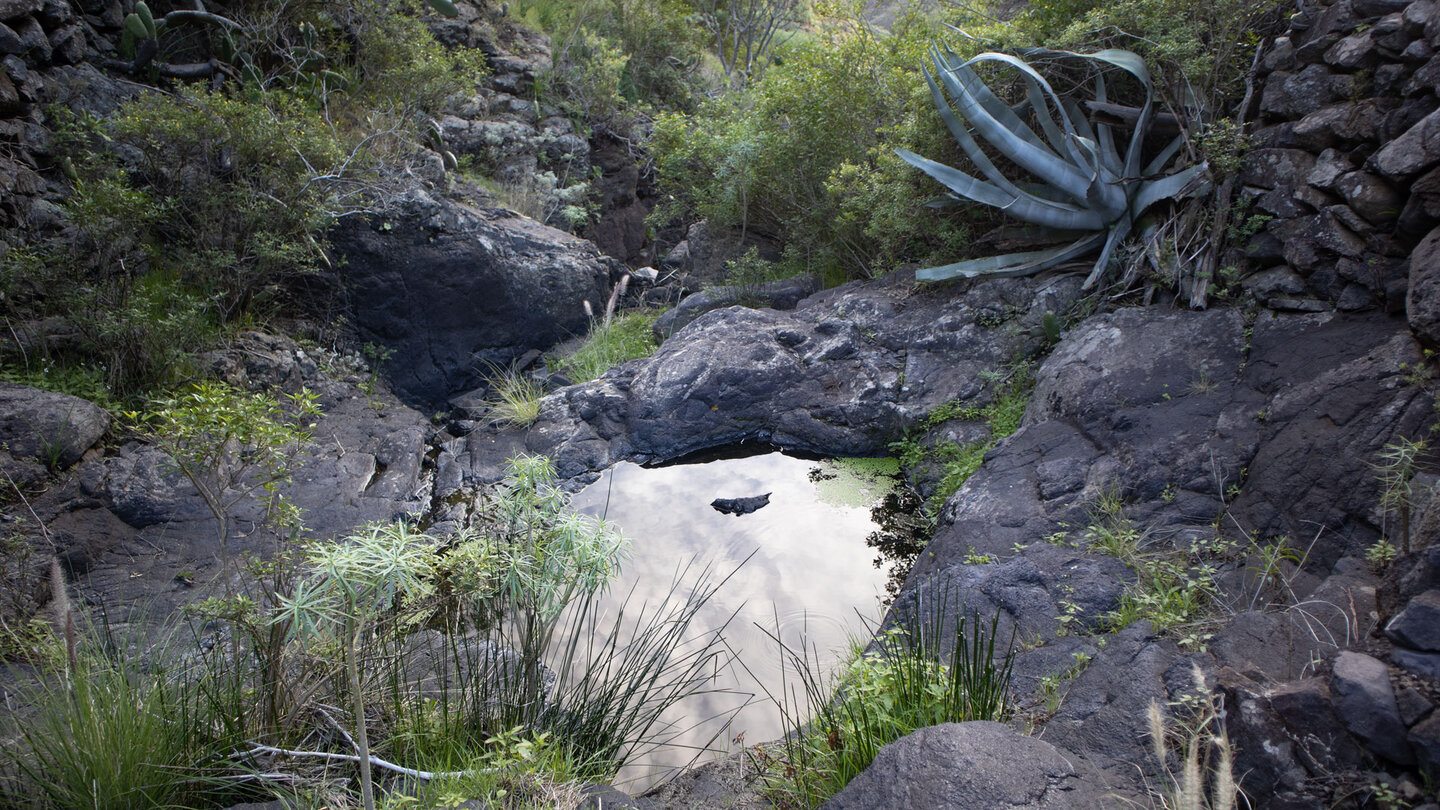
1240 0 1440 318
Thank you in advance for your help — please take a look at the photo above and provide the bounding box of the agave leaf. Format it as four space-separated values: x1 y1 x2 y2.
896 149 1105 230
1092 72 1120 171
923 68 1089 214
1082 215 1137 289
963 52 1091 169
917 233 1106 281
924 69 1030 202
895 148 1015 210
1130 163 1210 215
933 46 1055 159
931 58 1094 204
1143 132 1189 177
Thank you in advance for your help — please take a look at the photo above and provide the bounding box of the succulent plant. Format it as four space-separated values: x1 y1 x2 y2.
897 46 1209 288
425 0 460 18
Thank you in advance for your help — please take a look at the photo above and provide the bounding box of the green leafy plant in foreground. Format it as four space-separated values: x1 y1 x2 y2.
756 599 1015 807
898 46 1209 286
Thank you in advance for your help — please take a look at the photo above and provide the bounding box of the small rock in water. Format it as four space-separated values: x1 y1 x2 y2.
711 492 771 515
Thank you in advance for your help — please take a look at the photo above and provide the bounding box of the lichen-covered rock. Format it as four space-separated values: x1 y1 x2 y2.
0 382 108 482
511 273 1083 477
1406 226 1440 345
1373 107 1440 180
1386 590 1440 651
650 275 820 339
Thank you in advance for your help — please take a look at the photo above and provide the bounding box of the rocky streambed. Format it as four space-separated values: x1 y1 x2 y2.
7 258 1439 807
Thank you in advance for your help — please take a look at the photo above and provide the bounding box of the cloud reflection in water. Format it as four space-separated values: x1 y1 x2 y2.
566 451 892 791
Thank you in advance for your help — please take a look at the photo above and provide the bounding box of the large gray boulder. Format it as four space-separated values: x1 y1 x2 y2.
0 382 107 483
822 722 1109 809
330 190 617 407
511 273 1083 477
1331 651 1413 766
1386 590 1440 652
650 275 820 340
1373 107 1440 181
1407 225 1440 346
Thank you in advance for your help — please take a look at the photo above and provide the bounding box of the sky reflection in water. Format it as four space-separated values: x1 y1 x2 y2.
566 451 893 791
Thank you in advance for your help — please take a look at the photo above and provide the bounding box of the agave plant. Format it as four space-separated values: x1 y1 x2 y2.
897 46 1209 287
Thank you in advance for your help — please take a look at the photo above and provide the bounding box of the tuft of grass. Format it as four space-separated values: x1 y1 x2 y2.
482 364 548 427
1066 491 1219 649
553 311 660 384
1 646 229 810
753 594 1015 807
1144 665 1242 810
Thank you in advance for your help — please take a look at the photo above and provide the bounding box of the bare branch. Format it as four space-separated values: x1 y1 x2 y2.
245 744 500 782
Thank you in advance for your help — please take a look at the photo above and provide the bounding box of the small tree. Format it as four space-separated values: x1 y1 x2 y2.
131 381 320 574
272 521 440 810
693 0 802 88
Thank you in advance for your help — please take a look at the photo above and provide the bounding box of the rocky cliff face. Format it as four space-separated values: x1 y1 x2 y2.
1238 0 1440 322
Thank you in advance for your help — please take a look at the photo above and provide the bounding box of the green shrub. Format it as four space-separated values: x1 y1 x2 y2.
132 381 320 571
891 364 1035 517
512 0 710 116
1 0 486 403
650 6 990 280
1025 0 1285 112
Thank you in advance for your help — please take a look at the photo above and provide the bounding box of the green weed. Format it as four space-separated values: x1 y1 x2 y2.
482 365 548 427
553 311 660 384
890 364 1034 517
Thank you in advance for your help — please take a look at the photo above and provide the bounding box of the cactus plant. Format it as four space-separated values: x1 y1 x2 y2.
897 46 1209 288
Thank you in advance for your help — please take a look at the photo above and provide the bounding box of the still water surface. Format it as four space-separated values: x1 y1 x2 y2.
566 450 898 790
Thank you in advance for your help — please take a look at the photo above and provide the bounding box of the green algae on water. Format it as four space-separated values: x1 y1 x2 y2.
809 456 902 509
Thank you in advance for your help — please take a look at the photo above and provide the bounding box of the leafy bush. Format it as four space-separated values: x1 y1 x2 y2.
651 7 986 280
131 381 320 569
514 0 711 117
1 0 487 403
1025 0 1285 112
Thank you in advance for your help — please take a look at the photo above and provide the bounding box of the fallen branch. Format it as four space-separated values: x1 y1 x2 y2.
245 744 500 782
1083 100 1182 135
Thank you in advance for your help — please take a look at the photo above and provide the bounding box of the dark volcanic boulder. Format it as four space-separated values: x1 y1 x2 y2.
821 721 1109 809
0 382 108 483
331 190 616 406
